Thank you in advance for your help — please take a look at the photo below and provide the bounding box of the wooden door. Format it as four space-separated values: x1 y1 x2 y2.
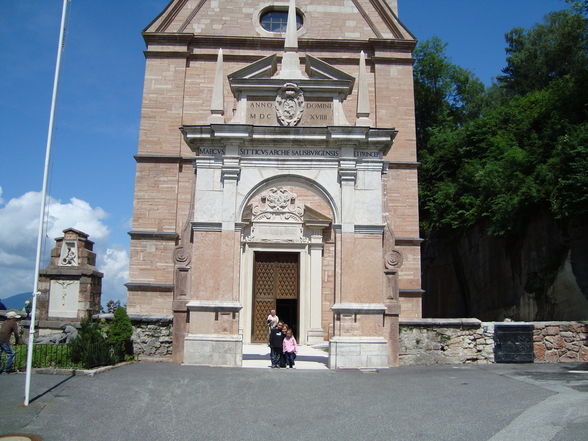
252 252 299 342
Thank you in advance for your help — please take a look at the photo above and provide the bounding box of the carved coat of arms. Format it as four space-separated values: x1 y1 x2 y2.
275 83 304 126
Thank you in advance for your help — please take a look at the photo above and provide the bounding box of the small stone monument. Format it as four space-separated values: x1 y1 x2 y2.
37 228 103 320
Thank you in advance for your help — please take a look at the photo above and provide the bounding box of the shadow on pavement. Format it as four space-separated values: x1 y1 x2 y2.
29 373 76 404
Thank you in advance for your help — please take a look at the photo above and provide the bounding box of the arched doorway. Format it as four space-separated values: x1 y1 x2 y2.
239 185 332 345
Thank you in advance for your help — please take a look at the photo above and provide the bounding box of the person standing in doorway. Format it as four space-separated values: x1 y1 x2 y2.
269 321 285 368
1 311 22 373
267 309 279 346
282 328 297 368
267 309 279 329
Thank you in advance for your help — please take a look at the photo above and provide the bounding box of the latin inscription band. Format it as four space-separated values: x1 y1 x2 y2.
198 147 382 159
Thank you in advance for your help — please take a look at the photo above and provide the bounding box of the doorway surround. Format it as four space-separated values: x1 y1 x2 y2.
239 186 329 345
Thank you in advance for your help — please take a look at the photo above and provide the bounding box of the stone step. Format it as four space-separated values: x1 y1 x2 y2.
242 344 329 370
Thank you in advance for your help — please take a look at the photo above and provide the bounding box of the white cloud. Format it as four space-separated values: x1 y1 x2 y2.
98 247 129 305
0 190 115 301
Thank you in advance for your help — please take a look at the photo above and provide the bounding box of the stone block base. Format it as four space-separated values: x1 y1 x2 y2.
183 334 243 367
306 328 325 345
329 336 389 369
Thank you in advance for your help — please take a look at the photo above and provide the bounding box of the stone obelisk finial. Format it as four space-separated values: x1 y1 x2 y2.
276 0 305 79
356 51 372 126
209 48 225 124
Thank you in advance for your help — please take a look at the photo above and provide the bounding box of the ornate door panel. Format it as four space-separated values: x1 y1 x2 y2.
252 252 299 342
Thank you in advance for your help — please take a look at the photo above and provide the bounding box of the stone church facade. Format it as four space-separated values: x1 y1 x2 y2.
127 0 422 368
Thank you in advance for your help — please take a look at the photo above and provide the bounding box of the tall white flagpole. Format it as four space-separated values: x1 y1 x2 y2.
24 0 71 407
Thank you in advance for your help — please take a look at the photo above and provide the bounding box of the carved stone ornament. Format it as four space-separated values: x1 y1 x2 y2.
244 187 309 243
252 187 304 222
384 250 403 270
173 246 191 266
59 241 78 266
275 83 304 126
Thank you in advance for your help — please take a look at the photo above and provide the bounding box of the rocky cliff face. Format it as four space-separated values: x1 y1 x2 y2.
422 213 588 320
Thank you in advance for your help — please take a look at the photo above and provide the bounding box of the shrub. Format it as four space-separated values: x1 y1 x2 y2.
107 307 134 362
68 318 114 369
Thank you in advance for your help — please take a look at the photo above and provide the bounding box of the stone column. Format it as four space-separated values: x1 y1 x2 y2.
383 250 402 366
307 232 324 344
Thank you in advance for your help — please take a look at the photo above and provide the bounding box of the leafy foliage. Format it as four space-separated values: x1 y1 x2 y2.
414 36 486 148
498 11 588 95
68 318 114 369
106 307 134 361
416 7 588 237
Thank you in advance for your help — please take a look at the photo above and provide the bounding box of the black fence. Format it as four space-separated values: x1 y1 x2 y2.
7 342 129 371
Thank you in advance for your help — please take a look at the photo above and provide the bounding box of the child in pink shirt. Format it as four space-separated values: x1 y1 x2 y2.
282 329 297 368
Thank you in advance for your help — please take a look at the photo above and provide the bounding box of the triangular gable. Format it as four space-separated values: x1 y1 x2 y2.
352 0 415 40
145 0 415 42
304 55 355 83
227 55 278 81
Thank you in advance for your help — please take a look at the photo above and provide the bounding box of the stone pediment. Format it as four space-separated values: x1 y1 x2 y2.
229 54 355 126
228 54 353 84
241 187 331 243
242 188 332 225
146 0 415 42
304 55 355 82
228 55 278 80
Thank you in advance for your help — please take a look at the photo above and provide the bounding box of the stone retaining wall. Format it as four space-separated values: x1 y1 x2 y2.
96 314 174 359
399 319 494 365
532 322 588 363
399 319 588 365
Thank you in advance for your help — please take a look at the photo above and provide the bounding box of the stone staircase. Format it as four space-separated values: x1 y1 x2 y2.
242 344 329 370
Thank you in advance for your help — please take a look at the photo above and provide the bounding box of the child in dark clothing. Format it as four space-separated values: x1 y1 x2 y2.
268 322 285 368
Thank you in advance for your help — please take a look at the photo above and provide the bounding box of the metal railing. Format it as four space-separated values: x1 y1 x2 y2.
8 342 130 371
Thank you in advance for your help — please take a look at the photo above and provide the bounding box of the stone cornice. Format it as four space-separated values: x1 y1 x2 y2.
94 313 174 324
192 222 222 232
386 161 420 169
125 283 174 292
143 33 415 58
354 225 385 234
134 154 194 163
395 237 424 246
187 301 242 312
128 231 179 240
181 125 397 155
39 268 103 278
399 289 426 296
332 303 387 314
400 318 482 328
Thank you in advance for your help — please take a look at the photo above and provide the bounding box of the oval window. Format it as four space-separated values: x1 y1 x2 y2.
260 10 303 33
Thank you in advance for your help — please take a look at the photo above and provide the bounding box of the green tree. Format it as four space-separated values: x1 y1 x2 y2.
416 8 588 237
107 307 134 361
69 318 113 369
498 10 588 95
413 37 486 150
565 0 588 15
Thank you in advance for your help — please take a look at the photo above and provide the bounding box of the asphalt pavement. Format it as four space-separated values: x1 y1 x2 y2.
1 362 587 441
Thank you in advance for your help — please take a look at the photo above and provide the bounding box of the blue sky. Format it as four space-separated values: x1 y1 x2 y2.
0 0 568 304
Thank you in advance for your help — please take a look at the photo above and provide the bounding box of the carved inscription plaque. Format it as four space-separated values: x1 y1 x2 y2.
246 99 333 126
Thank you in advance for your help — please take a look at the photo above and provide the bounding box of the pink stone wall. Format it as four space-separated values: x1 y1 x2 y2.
533 322 588 363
